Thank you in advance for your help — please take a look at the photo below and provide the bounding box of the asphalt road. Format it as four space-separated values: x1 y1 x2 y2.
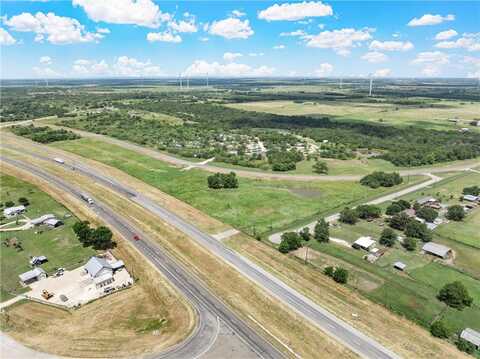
3 144 401 359
1 156 282 359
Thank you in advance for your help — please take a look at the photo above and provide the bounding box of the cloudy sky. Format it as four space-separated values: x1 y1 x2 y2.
1 0 479 79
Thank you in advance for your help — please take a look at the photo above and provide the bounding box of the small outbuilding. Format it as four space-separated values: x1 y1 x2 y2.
3 205 26 218
422 242 452 259
353 236 376 250
19 267 47 285
393 262 406 271
44 218 63 228
31 214 56 226
463 194 479 202
460 328 480 349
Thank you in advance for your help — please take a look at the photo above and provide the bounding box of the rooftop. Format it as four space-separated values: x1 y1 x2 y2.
422 242 451 257
353 236 376 249
19 267 46 282
460 328 480 347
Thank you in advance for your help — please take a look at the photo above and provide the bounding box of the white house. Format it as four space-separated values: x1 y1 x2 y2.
84 256 124 288
3 205 26 218
353 236 376 250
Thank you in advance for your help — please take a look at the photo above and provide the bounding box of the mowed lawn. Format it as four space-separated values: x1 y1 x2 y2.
52 138 401 235
0 174 95 301
226 99 480 132
436 208 480 248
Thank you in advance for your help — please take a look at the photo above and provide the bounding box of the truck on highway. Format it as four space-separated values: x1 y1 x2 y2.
80 193 94 205
53 157 65 164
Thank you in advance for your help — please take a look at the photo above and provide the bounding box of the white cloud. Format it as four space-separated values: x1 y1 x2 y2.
113 56 164 76
206 18 253 39
39 56 52 65
248 52 264 57
0 28 16 45
73 59 110 75
463 56 480 78
168 19 197 33
96 27 110 34
373 68 391 77
435 33 480 52
407 14 455 27
199 37 209 42
273 44 285 50
280 29 306 37
72 0 170 28
361 51 388 63
147 31 182 43
314 62 333 76
223 52 243 61
411 51 449 77
258 1 333 21
369 40 414 51
33 66 60 77
183 60 275 77
435 29 457 41
4 12 103 44
231 10 245 18
303 28 374 56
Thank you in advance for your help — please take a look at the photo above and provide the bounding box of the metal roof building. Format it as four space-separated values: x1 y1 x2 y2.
3 205 26 217
353 236 376 250
31 214 55 226
19 267 47 285
460 328 480 349
422 242 452 259
393 262 406 271
463 194 479 202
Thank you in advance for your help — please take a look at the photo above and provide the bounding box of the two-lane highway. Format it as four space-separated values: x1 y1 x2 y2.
1 156 283 359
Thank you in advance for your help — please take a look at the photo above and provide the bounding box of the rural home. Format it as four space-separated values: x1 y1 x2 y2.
84 256 125 288
3 205 26 218
460 328 480 349
44 218 63 228
31 214 55 226
353 236 376 251
422 242 452 259
19 267 47 285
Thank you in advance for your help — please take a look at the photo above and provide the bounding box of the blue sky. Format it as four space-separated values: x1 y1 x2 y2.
1 1 479 79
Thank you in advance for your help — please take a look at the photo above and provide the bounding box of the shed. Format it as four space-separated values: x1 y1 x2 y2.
393 262 406 271
353 236 376 250
19 267 47 285
3 205 26 218
44 218 63 228
460 328 480 349
422 242 452 259
463 194 479 202
31 214 55 226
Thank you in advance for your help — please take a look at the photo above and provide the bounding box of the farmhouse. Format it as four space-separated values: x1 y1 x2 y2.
3 205 26 218
84 256 125 288
19 267 47 285
353 236 376 250
460 328 480 349
422 242 452 259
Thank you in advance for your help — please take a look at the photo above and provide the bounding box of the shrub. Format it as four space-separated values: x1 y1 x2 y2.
389 212 411 231
207 172 239 189
339 207 358 225
300 227 311 241
356 204 382 220
456 338 476 354
278 232 302 253
313 160 328 174
430 321 450 339
446 205 465 221
437 281 473 310
379 228 396 247
416 207 438 223
386 203 402 215
405 220 432 242
402 237 417 251
18 197 30 206
314 219 329 242
4 201 15 208
324 266 334 277
333 268 349 284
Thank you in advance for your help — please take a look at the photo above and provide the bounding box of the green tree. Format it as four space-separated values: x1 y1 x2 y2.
313 160 328 174
405 221 432 242
314 219 330 242
91 226 115 250
339 207 358 225
207 173 223 189
73 221 92 245
430 321 450 339
416 207 438 223
463 185 480 196
279 232 302 253
446 205 465 221
437 281 473 310
18 197 29 206
300 227 311 241
356 204 382 220
323 266 334 277
278 240 290 254
379 228 396 247
456 338 476 354
333 268 349 284
402 237 417 251
386 203 402 216
4 201 15 208
389 212 411 231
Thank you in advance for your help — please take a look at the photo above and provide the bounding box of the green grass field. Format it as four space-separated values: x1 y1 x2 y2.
227 99 480 132
51 138 414 236
0 174 95 301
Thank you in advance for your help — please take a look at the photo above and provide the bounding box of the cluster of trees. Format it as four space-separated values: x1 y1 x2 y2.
323 266 349 284
207 172 239 189
312 160 328 174
268 149 303 172
278 219 330 253
416 206 438 223
72 221 116 250
278 231 303 253
318 143 355 160
463 185 480 196
339 204 382 225
1 94 68 122
11 125 80 143
360 172 403 188
389 212 433 244
386 199 411 215
437 281 473 310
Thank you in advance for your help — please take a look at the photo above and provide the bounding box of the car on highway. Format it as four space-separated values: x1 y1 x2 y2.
133 234 141 241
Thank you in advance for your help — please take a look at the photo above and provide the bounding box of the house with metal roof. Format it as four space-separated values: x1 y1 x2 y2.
422 242 452 259
353 236 376 250
19 267 47 285
3 205 26 218
84 256 125 288
31 214 55 226
44 218 63 228
463 194 479 202
460 328 480 349
393 262 406 271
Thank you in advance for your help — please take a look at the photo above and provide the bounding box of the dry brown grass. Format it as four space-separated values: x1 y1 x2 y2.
225 233 468 359
0 163 195 358
1 146 357 358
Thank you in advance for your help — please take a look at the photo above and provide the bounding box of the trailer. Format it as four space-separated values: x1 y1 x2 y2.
53 157 65 164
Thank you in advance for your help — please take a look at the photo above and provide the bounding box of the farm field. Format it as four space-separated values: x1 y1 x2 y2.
50 138 418 235
0 173 95 301
227 99 480 132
